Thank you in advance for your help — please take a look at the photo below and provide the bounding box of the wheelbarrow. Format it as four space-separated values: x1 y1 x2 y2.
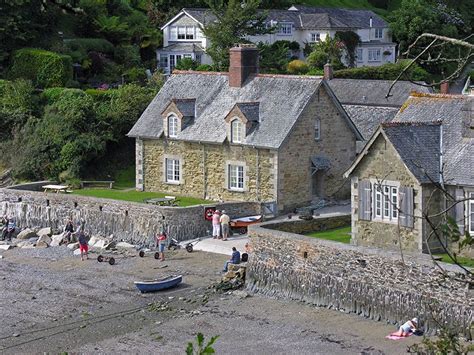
138 249 160 259
97 254 116 265
168 238 201 253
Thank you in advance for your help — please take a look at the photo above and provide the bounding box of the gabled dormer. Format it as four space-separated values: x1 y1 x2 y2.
161 98 196 138
224 102 260 143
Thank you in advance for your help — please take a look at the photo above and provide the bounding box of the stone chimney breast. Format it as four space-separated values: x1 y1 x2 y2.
324 63 333 80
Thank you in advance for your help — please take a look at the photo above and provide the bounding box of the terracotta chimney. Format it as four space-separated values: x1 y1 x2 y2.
440 82 449 94
229 44 259 88
324 63 333 80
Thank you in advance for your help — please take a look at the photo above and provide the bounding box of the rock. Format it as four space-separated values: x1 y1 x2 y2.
37 227 52 238
88 236 100 247
67 242 79 251
0 255 3 259
16 241 35 249
224 271 236 278
35 241 49 248
16 228 37 240
0 245 11 250
50 234 65 247
116 242 135 249
233 290 250 299
73 249 81 256
37 234 51 246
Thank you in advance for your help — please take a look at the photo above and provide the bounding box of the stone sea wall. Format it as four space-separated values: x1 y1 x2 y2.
0 188 260 244
247 221 473 339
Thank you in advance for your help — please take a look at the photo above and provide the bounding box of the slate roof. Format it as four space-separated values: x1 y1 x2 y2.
343 104 398 140
181 6 387 30
128 72 362 149
382 122 442 184
393 94 474 186
327 79 431 107
236 102 260 122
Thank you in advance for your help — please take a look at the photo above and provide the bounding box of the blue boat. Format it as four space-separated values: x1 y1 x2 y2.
134 275 182 293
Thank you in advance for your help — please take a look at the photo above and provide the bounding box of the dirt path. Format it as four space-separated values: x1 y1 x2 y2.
0 247 419 354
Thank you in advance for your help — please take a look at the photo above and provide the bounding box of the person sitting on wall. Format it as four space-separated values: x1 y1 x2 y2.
222 247 241 272
63 218 75 243
1 215 8 241
391 318 418 337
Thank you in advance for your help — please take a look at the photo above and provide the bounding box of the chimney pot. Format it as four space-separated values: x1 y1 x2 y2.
229 44 259 88
323 63 333 80
440 82 449 94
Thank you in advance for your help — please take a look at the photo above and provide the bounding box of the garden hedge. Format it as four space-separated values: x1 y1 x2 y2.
9 48 73 88
334 60 430 81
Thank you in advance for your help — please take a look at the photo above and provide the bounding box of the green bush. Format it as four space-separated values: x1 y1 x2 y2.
195 64 213 71
469 70 474 81
175 58 198 70
287 60 309 75
307 68 324 76
334 60 430 81
9 48 73 88
114 45 141 67
66 38 115 56
124 67 147 83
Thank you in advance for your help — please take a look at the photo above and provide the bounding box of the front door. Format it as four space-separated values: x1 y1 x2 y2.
312 169 325 198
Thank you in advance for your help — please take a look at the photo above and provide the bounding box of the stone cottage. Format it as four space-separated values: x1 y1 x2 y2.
344 93 474 255
128 45 364 213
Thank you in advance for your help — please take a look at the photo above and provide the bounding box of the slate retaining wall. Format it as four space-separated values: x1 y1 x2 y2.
247 221 473 339
0 188 260 244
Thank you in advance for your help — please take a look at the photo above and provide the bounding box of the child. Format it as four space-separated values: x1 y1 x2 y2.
78 231 89 261
156 231 167 261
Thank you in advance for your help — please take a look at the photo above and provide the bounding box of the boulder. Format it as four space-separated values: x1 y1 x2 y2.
17 241 35 249
37 234 52 246
35 241 49 248
67 242 79 251
37 227 52 239
50 234 65 247
17 228 37 240
92 239 108 249
116 242 135 249
73 249 82 256
0 244 11 250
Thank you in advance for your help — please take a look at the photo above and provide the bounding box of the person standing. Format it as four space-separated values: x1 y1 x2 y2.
1 215 9 241
5 216 15 242
77 230 89 261
220 210 230 241
212 210 221 239
156 230 167 261
63 218 75 243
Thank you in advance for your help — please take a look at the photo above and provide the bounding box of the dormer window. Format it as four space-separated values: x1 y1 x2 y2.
231 119 243 143
168 114 178 138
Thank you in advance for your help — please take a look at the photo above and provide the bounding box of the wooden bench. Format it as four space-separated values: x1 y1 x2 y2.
80 180 114 189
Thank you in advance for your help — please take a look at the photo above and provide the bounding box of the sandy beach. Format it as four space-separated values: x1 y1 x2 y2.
0 246 420 354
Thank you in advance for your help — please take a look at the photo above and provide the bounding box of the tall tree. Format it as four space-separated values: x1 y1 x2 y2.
202 0 272 69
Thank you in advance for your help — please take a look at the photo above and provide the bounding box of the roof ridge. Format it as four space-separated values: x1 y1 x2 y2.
382 121 442 127
409 92 468 99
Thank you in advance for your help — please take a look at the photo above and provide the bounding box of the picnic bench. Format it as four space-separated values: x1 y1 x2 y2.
42 184 71 193
80 180 114 189
144 196 178 206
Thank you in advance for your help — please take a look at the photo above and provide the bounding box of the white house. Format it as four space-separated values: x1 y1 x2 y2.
158 5 397 73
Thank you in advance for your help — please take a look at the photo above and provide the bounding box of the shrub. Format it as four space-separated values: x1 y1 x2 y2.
307 68 324 76
469 70 474 81
195 64 213 71
287 60 309 75
175 58 198 71
65 38 115 56
9 48 73 88
334 60 430 81
114 45 141 67
124 67 147 83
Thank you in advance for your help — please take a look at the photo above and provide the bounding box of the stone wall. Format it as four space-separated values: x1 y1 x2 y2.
247 222 473 339
277 86 357 212
0 188 260 244
350 134 423 252
142 139 277 203
264 215 350 235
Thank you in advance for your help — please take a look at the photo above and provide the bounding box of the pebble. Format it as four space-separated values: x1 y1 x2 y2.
12 333 19 337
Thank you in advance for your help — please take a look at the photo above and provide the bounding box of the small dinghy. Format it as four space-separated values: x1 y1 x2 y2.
134 275 182 293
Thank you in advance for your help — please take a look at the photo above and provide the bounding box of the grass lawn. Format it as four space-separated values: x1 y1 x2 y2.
301 0 391 16
435 254 474 268
72 189 210 207
306 226 351 244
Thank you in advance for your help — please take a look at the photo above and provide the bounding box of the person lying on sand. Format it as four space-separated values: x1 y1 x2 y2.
391 318 418 337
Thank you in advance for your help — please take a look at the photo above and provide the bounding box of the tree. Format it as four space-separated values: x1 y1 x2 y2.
307 37 345 70
201 0 272 69
257 41 291 74
335 31 360 68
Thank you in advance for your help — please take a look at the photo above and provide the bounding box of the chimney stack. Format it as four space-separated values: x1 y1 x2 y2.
229 44 259 88
369 16 373 28
324 63 333 80
440 82 449 94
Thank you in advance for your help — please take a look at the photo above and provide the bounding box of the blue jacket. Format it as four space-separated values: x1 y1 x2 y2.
231 250 241 264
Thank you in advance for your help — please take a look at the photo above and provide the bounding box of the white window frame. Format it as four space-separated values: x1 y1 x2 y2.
167 114 178 138
228 164 244 191
231 118 243 143
368 48 381 62
373 183 398 223
169 26 177 41
356 48 363 63
314 118 321 140
278 23 292 35
310 33 321 43
469 192 474 234
165 158 180 184
374 28 383 39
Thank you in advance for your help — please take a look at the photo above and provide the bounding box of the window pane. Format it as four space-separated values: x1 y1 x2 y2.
315 119 320 140
170 27 177 40
231 120 242 143
178 26 186 39
186 26 194 39
383 186 390 218
166 159 179 182
392 187 398 218
229 165 244 189
168 116 177 137
470 193 474 232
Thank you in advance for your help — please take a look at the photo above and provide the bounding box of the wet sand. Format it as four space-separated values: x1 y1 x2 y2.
0 247 419 354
